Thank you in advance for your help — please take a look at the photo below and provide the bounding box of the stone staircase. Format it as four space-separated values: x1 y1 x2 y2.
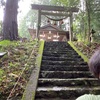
35 42 100 100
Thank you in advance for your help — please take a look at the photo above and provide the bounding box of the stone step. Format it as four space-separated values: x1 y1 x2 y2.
44 43 72 45
38 78 100 87
41 60 87 65
44 42 68 45
40 71 93 78
44 47 73 50
44 44 70 47
41 65 89 71
36 86 100 99
42 55 82 59
43 52 78 55
43 52 77 55
43 53 81 58
44 43 69 46
44 44 71 47
43 49 75 52
41 64 88 68
36 98 74 100
44 45 71 48
43 48 76 51
42 56 83 61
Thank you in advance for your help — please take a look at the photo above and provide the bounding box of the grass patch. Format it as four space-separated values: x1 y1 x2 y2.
0 40 13 46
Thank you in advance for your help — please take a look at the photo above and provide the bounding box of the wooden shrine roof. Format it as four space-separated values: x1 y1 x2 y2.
28 24 68 34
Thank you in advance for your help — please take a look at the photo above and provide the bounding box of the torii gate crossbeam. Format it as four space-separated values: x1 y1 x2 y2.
31 4 79 12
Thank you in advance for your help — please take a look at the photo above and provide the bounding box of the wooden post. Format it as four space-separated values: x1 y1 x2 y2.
36 10 41 40
69 13 73 41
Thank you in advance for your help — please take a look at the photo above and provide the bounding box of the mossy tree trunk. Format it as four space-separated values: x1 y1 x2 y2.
3 0 18 40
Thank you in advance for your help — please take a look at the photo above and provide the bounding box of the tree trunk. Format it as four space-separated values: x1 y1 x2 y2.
85 0 91 42
3 0 18 40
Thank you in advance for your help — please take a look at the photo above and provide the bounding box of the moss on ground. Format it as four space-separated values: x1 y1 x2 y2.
68 41 89 63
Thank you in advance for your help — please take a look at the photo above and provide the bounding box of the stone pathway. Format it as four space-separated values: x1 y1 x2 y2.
35 42 100 100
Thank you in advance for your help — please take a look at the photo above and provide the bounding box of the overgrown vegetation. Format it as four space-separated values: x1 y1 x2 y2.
0 40 39 99
73 41 100 59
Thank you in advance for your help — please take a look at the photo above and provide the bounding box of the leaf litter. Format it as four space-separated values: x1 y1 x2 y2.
0 40 39 100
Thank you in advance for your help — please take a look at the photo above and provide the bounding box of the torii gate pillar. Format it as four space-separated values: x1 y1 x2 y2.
36 10 41 40
69 13 73 41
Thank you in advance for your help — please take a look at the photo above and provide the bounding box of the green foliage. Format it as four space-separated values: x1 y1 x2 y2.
0 69 4 82
18 14 31 38
0 40 19 47
0 40 11 46
38 0 52 5
93 35 100 43
85 0 100 40
50 0 79 6
72 0 100 42
90 0 100 31
76 33 84 42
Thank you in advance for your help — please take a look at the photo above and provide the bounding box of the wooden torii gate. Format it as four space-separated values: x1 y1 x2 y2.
31 4 79 41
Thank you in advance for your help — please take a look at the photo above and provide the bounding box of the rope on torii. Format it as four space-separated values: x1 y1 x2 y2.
44 15 68 21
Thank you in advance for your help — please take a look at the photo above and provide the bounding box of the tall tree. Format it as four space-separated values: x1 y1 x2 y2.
85 0 91 42
90 0 100 32
84 0 100 42
3 0 18 40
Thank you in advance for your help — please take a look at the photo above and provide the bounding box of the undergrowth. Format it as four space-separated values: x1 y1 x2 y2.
0 40 39 99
